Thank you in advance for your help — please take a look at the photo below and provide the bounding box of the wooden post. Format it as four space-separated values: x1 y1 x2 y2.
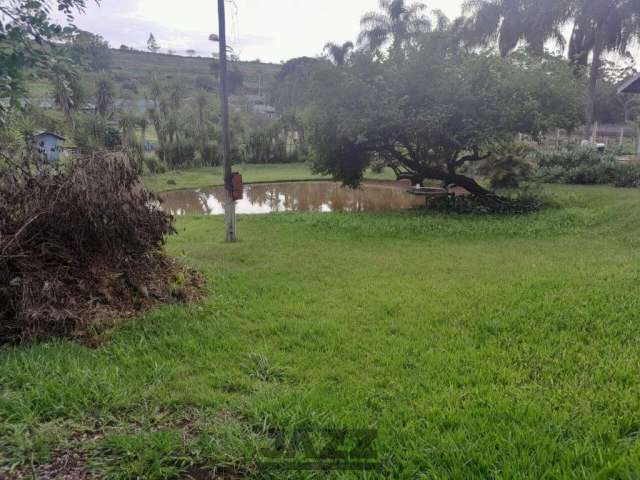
217 0 237 242
620 126 625 146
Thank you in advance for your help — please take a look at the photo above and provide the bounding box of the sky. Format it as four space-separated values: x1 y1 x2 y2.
67 0 466 63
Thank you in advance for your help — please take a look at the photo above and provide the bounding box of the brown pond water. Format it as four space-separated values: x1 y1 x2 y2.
160 181 425 215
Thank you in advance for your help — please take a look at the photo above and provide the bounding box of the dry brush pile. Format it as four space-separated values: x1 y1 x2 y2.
0 154 202 343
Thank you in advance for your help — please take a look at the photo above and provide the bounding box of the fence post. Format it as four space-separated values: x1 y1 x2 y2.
620 126 625 146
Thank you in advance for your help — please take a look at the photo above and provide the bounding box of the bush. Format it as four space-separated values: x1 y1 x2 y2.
535 147 613 170
424 187 546 215
144 154 167 174
534 147 622 186
563 161 618 185
198 141 220 166
0 154 201 342
157 142 196 169
477 144 534 189
613 163 640 188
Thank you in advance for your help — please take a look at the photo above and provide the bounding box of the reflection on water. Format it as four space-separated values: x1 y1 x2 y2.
160 181 424 215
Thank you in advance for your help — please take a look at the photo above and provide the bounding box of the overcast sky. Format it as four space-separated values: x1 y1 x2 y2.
68 0 466 62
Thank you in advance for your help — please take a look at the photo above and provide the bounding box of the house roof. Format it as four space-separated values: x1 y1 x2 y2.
34 131 66 141
618 74 640 94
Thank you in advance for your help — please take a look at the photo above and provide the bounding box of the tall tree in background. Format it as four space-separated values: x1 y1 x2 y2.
52 67 84 129
95 75 115 119
464 0 640 128
323 41 355 66
463 0 570 57
0 0 95 125
68 30 112 71
567 0 640 125
147 33 160 53
357 0 431 54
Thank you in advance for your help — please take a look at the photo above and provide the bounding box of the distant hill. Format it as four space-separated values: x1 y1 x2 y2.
108 49 281 96
27 48 283 104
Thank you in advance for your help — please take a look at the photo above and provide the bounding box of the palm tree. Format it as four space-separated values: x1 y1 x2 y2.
463 0 570 57
464 0 640 127
323 41 355 66
567 0 640 125
95 76 114 119
357 0 431 53
119 113 138 148
138 116 148 144
52 68 84 130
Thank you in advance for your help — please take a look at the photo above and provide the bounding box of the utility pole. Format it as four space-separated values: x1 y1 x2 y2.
217 0 237 242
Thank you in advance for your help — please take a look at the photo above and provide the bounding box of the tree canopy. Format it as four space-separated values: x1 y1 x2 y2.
358 0 431 54
464 0 640 125
147 33 160 53
0 0 94 123
304 41 585 193
323 41 355 66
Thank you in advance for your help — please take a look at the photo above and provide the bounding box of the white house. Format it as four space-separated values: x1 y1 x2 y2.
32 131 65 162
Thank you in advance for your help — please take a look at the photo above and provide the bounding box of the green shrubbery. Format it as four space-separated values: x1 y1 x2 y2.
534 147 640 188
613 163 640 188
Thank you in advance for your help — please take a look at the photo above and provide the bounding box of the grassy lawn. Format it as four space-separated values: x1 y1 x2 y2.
2 182 640 478
142 163 395 193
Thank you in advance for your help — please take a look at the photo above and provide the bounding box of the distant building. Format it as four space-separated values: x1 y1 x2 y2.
230 94 278 119
253 104 277 119
32 131 65 162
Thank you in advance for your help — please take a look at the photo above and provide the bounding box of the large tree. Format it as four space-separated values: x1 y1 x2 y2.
67 29 111 71
0 0 94 124
567 0 640 125
357 0 432 53
269 57 323 113
323 41 355 66
147 33 160 53
305 41 584 194
463 0 571 57
95 75 115 119
465 0 640 126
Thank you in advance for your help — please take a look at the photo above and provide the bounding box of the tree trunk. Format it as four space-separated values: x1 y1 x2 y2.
587 28 604 136
444 173 493 196
399 169 493 197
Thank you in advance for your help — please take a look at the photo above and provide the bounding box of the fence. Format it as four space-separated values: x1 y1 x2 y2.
526 124 640 157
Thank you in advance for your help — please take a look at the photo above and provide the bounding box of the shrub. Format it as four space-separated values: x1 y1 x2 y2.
144 154 167 174
198 141 220 166
534 147 623 186
0 154 201 342
535 147 612 170
477 144 534 189
563 161 618 185
425 187 546 215
613 163 640 188
157 142 196 169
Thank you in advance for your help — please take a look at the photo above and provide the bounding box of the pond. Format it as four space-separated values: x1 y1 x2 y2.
160 181 425 215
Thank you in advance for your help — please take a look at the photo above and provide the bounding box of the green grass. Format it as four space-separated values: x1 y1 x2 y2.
142 163 395 192
3 183 640 478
